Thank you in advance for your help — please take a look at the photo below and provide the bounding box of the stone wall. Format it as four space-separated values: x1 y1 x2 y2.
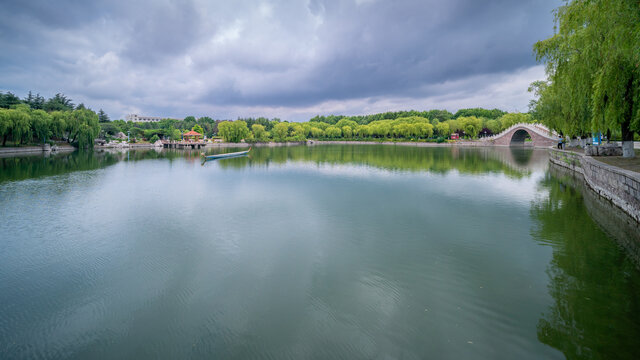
550 149 640 223
0 144 75 156
585 144 623 156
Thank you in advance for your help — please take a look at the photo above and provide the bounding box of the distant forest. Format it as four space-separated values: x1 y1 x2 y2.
1 90 534 145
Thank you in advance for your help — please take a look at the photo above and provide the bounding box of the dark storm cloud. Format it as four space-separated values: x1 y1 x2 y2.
198 0 557 107
0 0 560 119
120 1 205 64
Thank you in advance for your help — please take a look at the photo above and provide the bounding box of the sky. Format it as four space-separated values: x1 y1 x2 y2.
0 0 560 121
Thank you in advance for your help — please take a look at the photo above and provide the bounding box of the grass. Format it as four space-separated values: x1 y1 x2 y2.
593 150 640 173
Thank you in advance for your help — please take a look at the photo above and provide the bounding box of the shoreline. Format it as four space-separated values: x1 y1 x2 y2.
2 139 544 156
0 144 75 157
549 148 640 224
549 163 640 266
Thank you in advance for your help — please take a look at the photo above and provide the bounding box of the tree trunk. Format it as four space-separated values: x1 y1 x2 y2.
2 134 6 146
621 77 635 158
621 118 635 158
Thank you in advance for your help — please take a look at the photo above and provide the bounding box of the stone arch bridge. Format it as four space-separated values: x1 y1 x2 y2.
482 123 558 147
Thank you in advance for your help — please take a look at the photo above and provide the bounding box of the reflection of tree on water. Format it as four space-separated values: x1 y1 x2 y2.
216 145 541 178
0 150 120 183
0 148 215 183
531 170 640 359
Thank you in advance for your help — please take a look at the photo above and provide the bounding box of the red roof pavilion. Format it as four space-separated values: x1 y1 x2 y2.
183 130 203 141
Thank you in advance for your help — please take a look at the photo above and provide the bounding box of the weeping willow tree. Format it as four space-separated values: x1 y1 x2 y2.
534 0 640 157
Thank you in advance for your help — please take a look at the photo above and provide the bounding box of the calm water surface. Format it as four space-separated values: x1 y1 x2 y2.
1 145 639 359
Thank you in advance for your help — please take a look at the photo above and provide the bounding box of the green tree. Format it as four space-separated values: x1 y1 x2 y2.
98 109 110 122
99 122 121 138
24 91 45 110
453 108 506 119
192 124 204 135
0 92 23 109
498 113 530 131
67 108 100 147
171 128 182 141
44 93 74 112
534 0 640 157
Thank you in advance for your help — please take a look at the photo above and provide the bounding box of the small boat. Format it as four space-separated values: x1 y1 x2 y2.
201 147 251 160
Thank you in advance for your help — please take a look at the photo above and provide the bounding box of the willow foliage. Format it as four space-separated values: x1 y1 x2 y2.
534 0 640 142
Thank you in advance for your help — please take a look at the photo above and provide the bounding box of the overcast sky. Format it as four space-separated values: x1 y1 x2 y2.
0 0 559 121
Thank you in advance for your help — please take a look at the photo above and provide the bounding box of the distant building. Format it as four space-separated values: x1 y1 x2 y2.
125 114 163 123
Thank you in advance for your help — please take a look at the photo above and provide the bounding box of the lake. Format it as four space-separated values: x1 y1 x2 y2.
1 145 639 359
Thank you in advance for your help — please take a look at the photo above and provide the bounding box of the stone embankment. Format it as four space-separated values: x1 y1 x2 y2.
306 140 488 147
0 143 75 156
550 148 640 223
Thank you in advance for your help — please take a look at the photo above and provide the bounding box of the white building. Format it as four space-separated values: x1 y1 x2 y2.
125 114 163 123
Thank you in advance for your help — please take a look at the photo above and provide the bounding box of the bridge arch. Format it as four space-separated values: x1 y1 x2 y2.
485 124 558 148
509 129 533 146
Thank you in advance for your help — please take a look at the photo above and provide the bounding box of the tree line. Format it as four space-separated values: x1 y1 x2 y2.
214 111 533 143
530 0 639 157
99 116 283 142
0 91 102 148
2 90 535 146
97 107 528 144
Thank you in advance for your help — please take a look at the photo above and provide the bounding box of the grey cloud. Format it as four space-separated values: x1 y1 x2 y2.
120 1 206 64
0 0 560 120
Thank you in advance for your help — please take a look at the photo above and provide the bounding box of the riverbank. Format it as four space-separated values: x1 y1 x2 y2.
92 138 551 152
549 148 640 224
0 143 75 157
307 139 493 147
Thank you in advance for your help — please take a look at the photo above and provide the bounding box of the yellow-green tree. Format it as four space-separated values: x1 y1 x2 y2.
218 120 250 143
459 116 483 139
271 122 290 142
325 126 341 138
252 124 268 142
8 107 31 145
30 109 51 143
435 122 450 137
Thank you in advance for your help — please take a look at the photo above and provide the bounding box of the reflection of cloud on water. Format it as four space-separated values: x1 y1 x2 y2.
249 161 549 209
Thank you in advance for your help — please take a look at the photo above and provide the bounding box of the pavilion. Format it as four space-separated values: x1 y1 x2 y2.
183 130 203 142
